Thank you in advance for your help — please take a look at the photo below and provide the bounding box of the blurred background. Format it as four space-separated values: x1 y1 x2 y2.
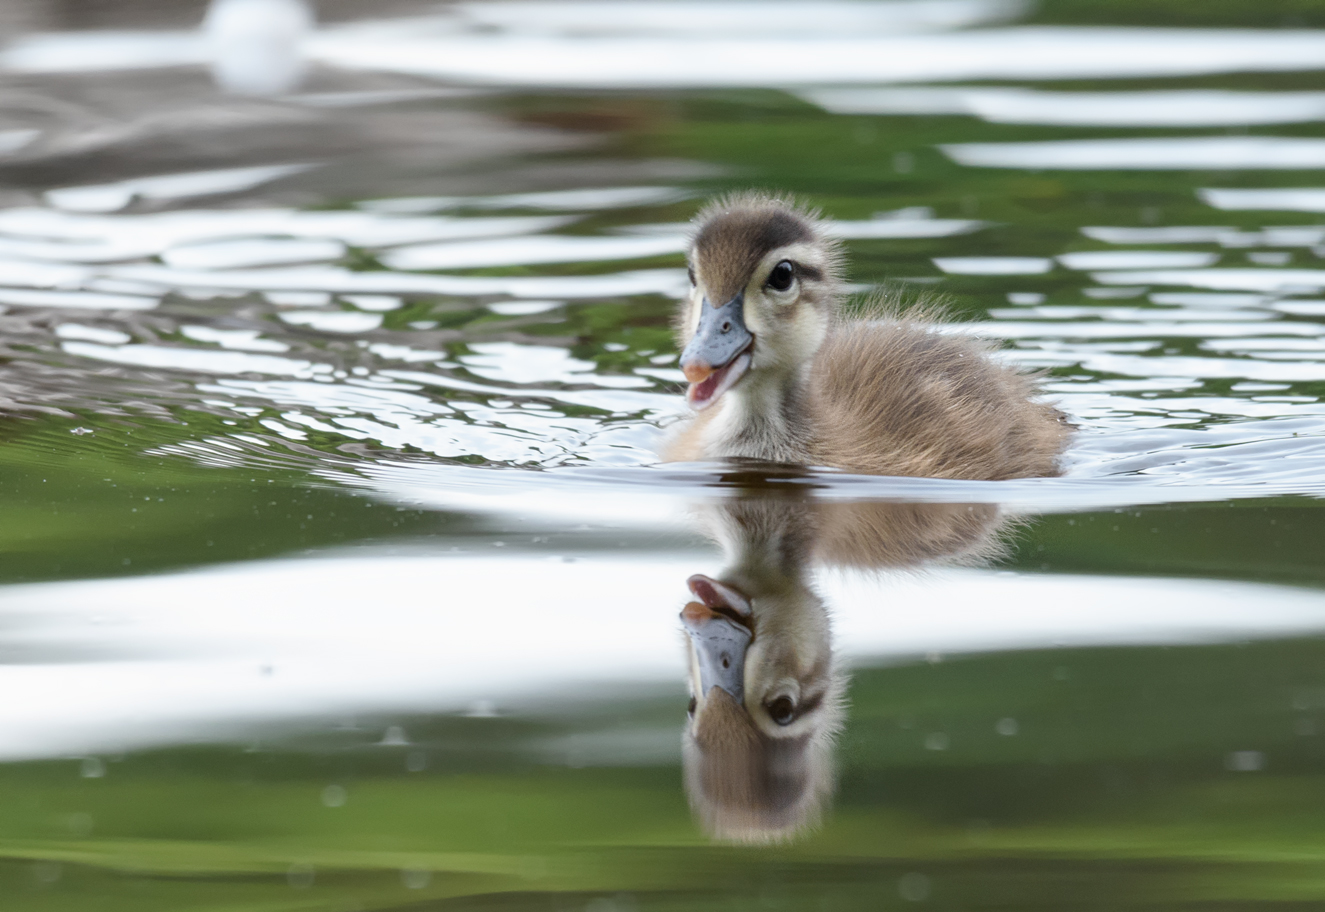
4 0 1325 909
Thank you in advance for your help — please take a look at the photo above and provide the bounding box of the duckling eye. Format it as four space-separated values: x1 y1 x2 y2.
766 695 796 726
687 696 697 716
765 260 795 293
687 266 696 286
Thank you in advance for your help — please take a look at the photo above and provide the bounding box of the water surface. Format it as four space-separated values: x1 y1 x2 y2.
4 1 1325 908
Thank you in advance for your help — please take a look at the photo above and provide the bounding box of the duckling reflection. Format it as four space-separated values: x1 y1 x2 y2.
680 494 1006 843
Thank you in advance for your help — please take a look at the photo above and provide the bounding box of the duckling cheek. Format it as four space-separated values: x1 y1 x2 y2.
741 295 770 337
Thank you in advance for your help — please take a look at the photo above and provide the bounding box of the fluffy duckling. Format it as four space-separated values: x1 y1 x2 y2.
681 496 842 843
665 193 1071 479
679 493 1012 842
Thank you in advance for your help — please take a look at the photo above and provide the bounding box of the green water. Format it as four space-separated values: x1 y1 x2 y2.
5 0 1325 908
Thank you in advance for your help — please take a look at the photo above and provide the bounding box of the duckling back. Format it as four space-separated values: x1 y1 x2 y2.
808 317 1070 480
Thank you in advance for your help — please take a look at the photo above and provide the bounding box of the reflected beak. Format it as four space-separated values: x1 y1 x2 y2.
680 292 754 411
681 575 753 702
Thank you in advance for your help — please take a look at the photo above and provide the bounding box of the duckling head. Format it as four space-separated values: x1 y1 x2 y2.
680 572 843 842
680 193 843 411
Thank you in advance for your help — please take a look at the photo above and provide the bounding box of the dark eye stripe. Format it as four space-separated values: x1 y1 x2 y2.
792 691 823 721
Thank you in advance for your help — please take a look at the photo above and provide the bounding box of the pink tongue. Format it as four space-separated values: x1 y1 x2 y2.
692 364 724 402
690 577 723 608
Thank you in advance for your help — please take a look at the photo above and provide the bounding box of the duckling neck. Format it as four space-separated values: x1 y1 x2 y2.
711 498 817 595
707 367 813 465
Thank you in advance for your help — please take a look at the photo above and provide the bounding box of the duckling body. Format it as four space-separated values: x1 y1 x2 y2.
664 194 1071 480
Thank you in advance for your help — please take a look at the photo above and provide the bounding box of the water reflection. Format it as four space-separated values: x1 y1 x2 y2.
680 488 1004 841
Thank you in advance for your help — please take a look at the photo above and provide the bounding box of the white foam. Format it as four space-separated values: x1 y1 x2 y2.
1058 250 1218 270
181 325 290 352
462 342 597 385
0 258 89 288
0 31 210 73
452 0 1026 36
0 208 571 254
62 341 330 377
163 238 345 270
1201 187 1325 213
934 256 1053 274
0 129 39 155
803 87 1325 126
828 217 985 239
11 19 1325 88
360 186 687 214
980 321 1316 341
46 164 316 213
943 136 1325 170
94 263 688 299
0 288 155 310
342 294 402 312
55 323 131 345
308 27 1325 89
1082 226 1236 245
1093 268 1325 293
487 300 564 316
381 233 686 271
278 310 383 333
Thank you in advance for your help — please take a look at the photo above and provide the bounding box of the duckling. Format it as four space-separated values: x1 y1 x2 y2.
681 496 842 843
679 492 1012 842
664 193 1071 479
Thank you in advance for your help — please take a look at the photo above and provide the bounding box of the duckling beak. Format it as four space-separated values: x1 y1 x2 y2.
681 574 753 702
681 292 754 410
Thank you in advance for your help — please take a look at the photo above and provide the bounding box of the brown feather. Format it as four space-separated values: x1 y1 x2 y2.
690 192 832 303
807 317 1071 479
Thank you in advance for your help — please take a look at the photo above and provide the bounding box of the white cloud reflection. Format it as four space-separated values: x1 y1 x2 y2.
0 551 1322 760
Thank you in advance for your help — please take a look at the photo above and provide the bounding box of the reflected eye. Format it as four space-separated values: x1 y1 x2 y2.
766 695 796 725
687 696 697 716
766 260 795 292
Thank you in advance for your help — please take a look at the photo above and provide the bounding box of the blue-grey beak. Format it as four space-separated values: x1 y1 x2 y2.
680 292 754 385
682 602 752 702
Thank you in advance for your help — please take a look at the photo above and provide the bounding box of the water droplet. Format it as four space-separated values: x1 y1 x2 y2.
32 861 61 886
898 872 930 901
996 718 1019 736
402 869 432 889
924 732 949 751
286 862 315 889
1226 750 1265 772
80 757 105 779
321 784 347 807
380 725 409 746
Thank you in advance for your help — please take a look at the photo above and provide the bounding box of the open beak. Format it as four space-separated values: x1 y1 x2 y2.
680 292 753 411
681 574 753 702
